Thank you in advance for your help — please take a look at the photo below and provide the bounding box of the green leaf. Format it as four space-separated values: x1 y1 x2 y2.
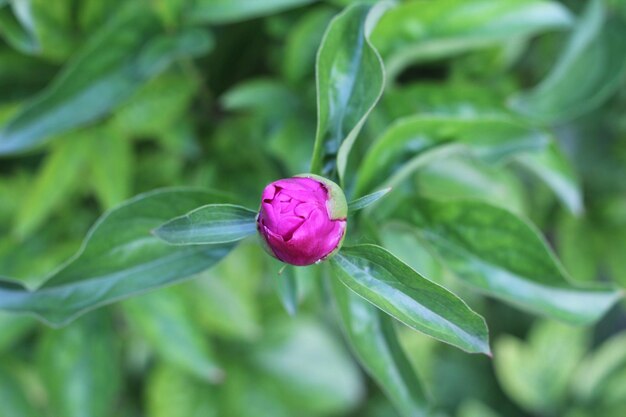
0 3 213 155
330 244 490 355
270 261 298 316
0 362 39 417
154 204 257 245
355 115 550 196
348 187 391 212
0 4 39 54
330 280 432 417
250 317 364 416
573 331 626 404
146 364 219 417
494 320 588 414
0 188 236 326
510 0 626 123
309 2 388 180
38 311 121 417
89 128 133 210
187 0 316 24
0 312 35 352
282 7 335 84
516 142 583 215
13 133 90 238
399 198 623 325
371 0 573 80
123 286 223 382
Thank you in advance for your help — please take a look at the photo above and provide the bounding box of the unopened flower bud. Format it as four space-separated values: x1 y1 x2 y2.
257 174 347 266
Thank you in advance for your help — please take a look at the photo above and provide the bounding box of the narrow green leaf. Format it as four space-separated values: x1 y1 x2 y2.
330 280 432 417
309 2 388 180
371 0 573 80
0 4 213 155
0 188 236 326
123 287 223 382
330 244 491 355
348 187 391 212
510 0 626 123
516 142 583 215
355 115 550 196
401 198 623 325
154 204 257 245
188 0 316 24
38 311 121 417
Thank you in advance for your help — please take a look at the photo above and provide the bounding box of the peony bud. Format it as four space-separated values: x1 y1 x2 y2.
257 174 347 266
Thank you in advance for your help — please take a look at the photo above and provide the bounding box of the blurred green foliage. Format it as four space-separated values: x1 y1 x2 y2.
1 0 626 416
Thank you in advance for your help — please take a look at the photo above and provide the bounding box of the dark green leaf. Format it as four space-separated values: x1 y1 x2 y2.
330 244 491 355
0 4 39 54
38 311 121 417
309 2 388 179
348 187 391 212
355 115 550 196
0 3 212 155
400 198 623 325
154 204 257 245
371 0 573 79
187 0 316 24
330 280 433 417
510 0 626 123
0 188 236 325
123 287 223 382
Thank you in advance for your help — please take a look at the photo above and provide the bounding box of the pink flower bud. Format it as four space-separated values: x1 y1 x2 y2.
257 174 347 266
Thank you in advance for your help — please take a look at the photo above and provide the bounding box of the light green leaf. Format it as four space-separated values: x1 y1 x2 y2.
355 115 550 196
0 188 236 326
146 364 219 417
348 187 391 212
0 4 213 155
13 133 89 238
330 244 490 355
89 129 133 210
516 142 583 215
282 7 335 83
0 362 39 417
494 320 588 414
38 311 121 417
573 331 626 404
154 204 257 245
400 198 623 325
123 287 222 382
331 279 433 417
250 317 364 416
510 0 626 123
188 0 316 24
309 2 388 180
371 0 573 80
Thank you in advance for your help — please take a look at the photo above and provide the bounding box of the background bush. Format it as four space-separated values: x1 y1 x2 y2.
0 0 625 416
